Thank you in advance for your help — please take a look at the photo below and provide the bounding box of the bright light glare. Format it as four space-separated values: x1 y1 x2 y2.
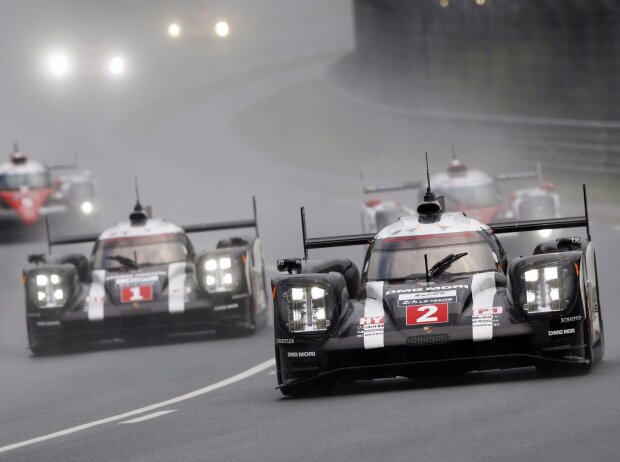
526 291 536 303
544 267 559 280
223 273 233 284
168 23 181 38
538 229 552 239
219 257 231 270
53 289 64 300
108 56 125 76
46 51 72 78
206 275 216 286
291 288 304 301
311 287 325 300
36 275 49 287
205 259 217 271
81 201 94 215
549 288 560 301
50 274 61 285
525 270 539 282
38 291 47 301
214 21 230 38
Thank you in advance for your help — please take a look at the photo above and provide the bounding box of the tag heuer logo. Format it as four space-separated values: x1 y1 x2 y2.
423 326 433 334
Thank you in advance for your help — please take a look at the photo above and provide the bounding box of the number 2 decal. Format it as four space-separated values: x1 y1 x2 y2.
406 303 449 325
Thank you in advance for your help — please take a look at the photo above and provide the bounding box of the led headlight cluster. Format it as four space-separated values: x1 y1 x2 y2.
284 286 331 333
203 256 235 292
522 265 565 313
35 273 66 308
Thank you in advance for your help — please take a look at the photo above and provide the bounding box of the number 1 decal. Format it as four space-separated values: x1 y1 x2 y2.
406 303 449 325
121 285 154 303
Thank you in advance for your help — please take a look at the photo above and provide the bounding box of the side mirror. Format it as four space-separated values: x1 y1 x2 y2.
28 254 47 265
277 258 302 275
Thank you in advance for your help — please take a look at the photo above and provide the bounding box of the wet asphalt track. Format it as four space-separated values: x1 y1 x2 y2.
0 1 619 461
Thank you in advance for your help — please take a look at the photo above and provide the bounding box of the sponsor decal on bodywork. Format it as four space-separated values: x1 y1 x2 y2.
86 270 106 321
357 316 385 339
549 328 576 336
399 290 457 306
108 272 165 285
362 281 385 350
471 272 500 342
276 338 295 344
168 262 187 313
386 285 468 296
287 351 316 358
561 316 582 323
406 304 449 326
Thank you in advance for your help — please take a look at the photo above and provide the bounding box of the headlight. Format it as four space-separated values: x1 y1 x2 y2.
522 265 566 313
107 56 125 77
80 201 94 215
33 273 66 308
45 50 73 78
167 23 181 38
283 286 332 333
201 254 240 292
214 21 230 38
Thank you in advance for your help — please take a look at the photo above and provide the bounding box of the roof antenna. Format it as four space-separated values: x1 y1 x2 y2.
423 153 435 202
134 175 141 206
130 175 148 225
418 153 442 216
13 140 19 154
451 144 457 161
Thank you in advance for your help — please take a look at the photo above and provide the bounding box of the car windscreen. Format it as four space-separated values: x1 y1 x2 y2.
92 234 188 270
435 182 499 209
366 232 498 281
0 172 50 190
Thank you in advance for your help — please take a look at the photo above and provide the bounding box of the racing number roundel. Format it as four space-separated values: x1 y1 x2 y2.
406 303 449 326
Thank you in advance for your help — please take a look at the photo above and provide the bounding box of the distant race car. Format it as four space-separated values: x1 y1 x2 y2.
43 41 128 81
23 198 268 355
273 182 603 397
0 143 98 236
362 155 559 239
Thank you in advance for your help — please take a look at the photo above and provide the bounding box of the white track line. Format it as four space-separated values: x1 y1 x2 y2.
119 410 177 424
0 358 275 455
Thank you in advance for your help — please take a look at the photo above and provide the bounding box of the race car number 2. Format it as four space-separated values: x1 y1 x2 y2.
121 285 154 303
406 303 449 326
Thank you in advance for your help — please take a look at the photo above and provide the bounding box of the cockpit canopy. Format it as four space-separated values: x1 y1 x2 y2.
92 233 191 271
364 231 500 282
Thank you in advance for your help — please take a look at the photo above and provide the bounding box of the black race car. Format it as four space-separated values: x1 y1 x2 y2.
23 198 268 355
272 185 604 396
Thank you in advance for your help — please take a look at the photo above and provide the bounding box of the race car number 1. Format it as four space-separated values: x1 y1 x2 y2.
406 303 449 325
121 286 154 303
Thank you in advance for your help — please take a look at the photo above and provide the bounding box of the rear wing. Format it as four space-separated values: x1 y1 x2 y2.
363 181 422 194
300 185 591 258
48 152 80 172
495 163 543 185
45 196 260 251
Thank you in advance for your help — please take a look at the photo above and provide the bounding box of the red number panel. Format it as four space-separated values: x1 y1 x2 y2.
120 286 154 303
406 303 449 325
